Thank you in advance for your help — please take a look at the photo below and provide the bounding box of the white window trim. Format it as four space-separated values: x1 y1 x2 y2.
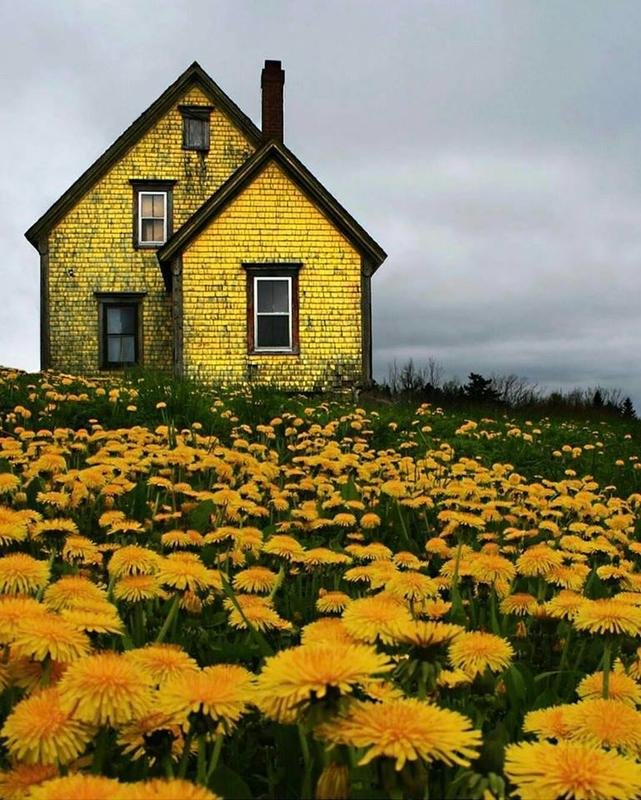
138 191 167 246
253 276 292 352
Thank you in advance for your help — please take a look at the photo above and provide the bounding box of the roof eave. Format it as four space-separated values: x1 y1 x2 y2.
158 141 387 272
24 62 262 249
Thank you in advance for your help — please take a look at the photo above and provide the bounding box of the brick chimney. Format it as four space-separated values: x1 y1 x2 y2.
261 60 284 142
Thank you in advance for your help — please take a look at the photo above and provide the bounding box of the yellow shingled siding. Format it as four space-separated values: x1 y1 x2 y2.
47 86 254 372
181 161 363 390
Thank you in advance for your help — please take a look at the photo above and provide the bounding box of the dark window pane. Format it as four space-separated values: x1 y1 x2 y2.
141 219 159 242
107 306 136 335
257 314 290 348
184 117 209 150
108 335 135 363
257 280 289 313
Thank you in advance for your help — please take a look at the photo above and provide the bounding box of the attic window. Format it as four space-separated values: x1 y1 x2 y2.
180 105 212 152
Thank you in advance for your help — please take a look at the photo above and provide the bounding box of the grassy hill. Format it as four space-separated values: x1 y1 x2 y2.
0 368 640 799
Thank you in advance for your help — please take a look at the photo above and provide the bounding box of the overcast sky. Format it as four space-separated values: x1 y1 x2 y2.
2 1 641 406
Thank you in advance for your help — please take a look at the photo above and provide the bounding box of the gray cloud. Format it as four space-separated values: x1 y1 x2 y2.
2 1 641 406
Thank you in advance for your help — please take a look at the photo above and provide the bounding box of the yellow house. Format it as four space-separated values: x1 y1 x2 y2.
25 61 386 390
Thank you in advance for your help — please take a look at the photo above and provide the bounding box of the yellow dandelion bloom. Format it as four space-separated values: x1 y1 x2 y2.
129 644 198 685
317 698 481 770
523 704 575 740
386 571 439 602
27 774 123 800
233 566 279 593
393 620 464 649
114 573 167 603
262 534 306 560
108 545 161 578
516 545 564 578
44 575 107 611
0 474 20 495
545 590 585 620
157 553 210 593
11 613 91 664
360 513 381 529
256 641 392 723
116 778 221 800
0 763 58 800
578 670 641 706
0 596 50 643
58 652 154 726
159 664 255 730
225 594 292 631
1 686 92 765
573 599 641 636
0 554 50 595
566 698 641 753
448 631 514 677
500 593 539 616
300 618 358 646
316 591 352 614
60 603 124 635
505 740 641 800
0 507 28 544
342 594 412 645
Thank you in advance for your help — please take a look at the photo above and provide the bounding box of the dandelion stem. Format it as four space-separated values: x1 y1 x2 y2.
206 734 224 781
298 724 313 799
156 594 180 644
91 726 109 775
602 638 612 699
197 734 207 785
178 731 193 779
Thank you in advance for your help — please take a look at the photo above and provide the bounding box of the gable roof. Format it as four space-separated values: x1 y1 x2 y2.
157 140 387 288
25 62 262 248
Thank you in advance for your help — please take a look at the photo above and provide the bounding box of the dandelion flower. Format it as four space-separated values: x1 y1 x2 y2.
233 566 279 593
504 739 641 800
44 575 107 611
159 664 254 730
0 763 58 800
58 652 154 726
0 554 50 595
448 631 514 677
578 670 641 706
317 698 481 770
393 620 464 649
114 573 167 603
116 779 221 800
1 686 92 764
300 618 358 646
566 699 641 753
316 591 352 614
342 594 412 645
157 553 210 593
27 774 123 800
256 641 392 723
523 704 575 740
574 599 641 636
129 644 198 685
108 546 161 578
11 613 91 664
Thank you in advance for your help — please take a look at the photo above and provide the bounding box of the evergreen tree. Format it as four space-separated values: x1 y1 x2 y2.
621 397 637 420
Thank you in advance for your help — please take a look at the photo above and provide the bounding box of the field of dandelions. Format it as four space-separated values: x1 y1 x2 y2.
0 369 641 800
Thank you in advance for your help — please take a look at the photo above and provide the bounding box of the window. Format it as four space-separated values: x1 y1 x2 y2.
245 264 301 354
139 192 166 245
130 180 175 249
179 105 213 152
96 293 145 369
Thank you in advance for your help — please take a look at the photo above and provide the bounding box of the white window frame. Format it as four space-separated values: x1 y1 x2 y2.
253 276 292 352
138 191 167 246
